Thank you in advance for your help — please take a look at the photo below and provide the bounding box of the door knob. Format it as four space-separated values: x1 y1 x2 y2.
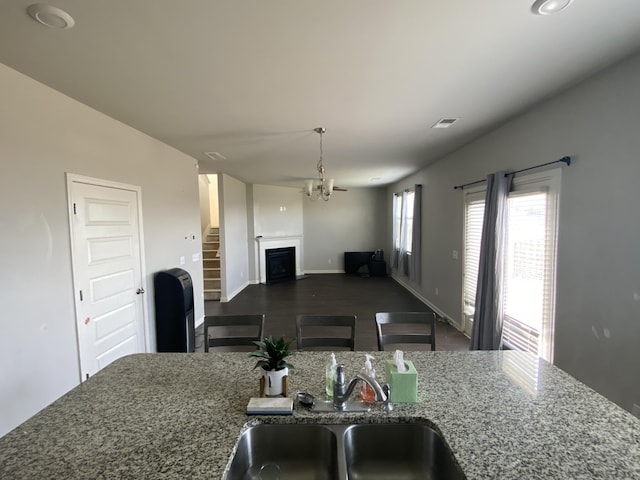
136 288 145 295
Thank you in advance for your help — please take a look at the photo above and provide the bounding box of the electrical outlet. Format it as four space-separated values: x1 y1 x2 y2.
633 403 640 419
328 259 332 264
435 287 439 296
452 250 459 260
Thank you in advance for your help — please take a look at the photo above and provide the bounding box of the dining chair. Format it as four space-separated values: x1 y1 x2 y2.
203 314 265 352
295 314 356 351
375 311 436 351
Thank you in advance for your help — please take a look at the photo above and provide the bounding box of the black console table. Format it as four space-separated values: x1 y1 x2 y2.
344 251 387 277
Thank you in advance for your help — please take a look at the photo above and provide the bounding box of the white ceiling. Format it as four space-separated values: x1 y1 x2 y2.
2 1 640 188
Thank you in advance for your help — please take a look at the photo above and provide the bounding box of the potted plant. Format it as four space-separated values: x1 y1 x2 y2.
250 336 294 396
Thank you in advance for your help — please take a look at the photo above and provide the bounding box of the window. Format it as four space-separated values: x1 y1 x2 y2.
392 189 415 255
393 193 402 251
404 190 415 253
462 169 560 362
462 192 485 337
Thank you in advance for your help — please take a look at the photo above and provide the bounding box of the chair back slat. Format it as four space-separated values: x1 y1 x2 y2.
375 311 436 351
296 314 356 351
204 314 265 352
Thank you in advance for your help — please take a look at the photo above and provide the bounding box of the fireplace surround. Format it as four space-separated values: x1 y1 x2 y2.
256 235 303 284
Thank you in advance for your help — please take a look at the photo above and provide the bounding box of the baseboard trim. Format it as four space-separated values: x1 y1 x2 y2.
221 280 250 303
390 274 463 331
304 269 344 274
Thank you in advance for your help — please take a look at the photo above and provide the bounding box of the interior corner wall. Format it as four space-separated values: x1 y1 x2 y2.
303 188 388 272
208 174 219 228
0 62 204 438
198 175 211 234
387 51 640 412
218 174 250 300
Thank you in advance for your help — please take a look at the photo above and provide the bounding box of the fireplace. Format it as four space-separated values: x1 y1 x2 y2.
265 247 296 284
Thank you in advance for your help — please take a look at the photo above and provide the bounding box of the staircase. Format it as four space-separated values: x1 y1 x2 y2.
203 227 221 301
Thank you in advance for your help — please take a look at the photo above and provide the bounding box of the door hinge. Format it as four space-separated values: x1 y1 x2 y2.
73 203 77 215
79 290 83 301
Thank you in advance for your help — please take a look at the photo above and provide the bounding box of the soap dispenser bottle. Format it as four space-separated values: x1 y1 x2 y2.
326 353 337 397
360 354 376 402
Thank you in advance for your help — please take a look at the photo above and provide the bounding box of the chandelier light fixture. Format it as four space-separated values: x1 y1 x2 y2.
304 127 335 202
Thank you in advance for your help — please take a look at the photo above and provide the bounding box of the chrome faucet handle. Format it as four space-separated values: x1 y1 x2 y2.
334 364 346 389
382 383 393 412
333 363 390 411
333 364 347 410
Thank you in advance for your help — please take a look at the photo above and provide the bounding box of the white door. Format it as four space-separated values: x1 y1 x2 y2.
68 176 147 380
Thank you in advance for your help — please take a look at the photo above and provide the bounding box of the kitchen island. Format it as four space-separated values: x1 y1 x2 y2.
0 351 639 479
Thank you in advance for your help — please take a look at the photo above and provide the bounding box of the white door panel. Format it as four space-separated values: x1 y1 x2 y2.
68 177 146 380
87 236 134 264
96 335 139 370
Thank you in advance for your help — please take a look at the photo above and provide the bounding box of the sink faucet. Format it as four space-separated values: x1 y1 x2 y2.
333 364 389 411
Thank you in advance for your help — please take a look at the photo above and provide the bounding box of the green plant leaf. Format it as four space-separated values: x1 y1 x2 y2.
248 335 294 370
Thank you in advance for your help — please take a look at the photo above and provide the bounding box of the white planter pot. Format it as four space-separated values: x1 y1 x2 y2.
264 367 288 396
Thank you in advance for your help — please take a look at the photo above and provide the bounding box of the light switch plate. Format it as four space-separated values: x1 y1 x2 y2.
179 256 185 265
192 253 200 262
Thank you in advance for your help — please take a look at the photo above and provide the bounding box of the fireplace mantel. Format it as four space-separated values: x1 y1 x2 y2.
256 235 303 284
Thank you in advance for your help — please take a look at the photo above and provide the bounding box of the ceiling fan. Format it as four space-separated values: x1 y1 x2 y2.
304 127 347 201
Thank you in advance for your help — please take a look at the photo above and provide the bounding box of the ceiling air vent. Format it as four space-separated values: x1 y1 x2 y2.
432 118 459 129
203 151 227 161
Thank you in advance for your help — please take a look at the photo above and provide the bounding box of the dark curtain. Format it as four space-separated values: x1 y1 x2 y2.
470 171 513 350
409 185 422 283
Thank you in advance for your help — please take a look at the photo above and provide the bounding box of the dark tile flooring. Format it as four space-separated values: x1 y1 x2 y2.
196 274 469 352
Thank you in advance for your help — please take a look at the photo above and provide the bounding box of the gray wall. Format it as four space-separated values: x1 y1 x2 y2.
253 185 303 237
303 187 388 272
388 51 640 412
0 63 204 437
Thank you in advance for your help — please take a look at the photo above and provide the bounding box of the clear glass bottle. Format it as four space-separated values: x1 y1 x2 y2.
325 353 337 397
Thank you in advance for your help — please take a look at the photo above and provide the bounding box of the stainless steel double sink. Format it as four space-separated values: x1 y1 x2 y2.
225 422 467 480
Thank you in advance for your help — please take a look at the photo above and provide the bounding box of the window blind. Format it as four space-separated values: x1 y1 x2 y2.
502 192 551 359
463 199 485 318
393 193 402 250
405 191 415 253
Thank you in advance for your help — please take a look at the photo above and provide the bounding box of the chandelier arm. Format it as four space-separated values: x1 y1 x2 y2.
307 127 333 202
317 129 324 175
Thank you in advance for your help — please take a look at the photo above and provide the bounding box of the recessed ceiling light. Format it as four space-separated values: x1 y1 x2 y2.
531 0 573 15
27 4 75 29
432 118 459 129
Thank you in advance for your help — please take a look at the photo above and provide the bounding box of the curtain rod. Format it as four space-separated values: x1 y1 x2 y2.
453 156 571 190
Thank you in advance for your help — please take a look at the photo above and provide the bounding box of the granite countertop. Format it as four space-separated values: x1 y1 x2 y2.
1 351 639 479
